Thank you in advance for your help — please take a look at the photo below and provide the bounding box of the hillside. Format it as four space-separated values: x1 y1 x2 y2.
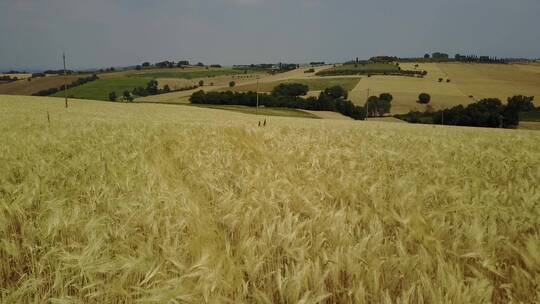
0 75 81 95
349 62 540 113
1 95 540 303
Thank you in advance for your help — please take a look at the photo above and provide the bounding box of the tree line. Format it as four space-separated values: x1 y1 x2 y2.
134 60 215 70
190 83 367 120
397 95 536 128
454 54 506 64
317 68 426 77
33 74 99 96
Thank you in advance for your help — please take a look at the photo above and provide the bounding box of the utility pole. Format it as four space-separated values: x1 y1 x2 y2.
256 75 259 116
365 88 370 120
63 52 68 108
441 110 444 125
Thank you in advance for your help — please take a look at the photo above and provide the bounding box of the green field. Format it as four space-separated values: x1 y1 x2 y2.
129 68 245 79
52 77 151 101
231 77 361 93
49 68 253 101
317 63 404 76
187 104 319 118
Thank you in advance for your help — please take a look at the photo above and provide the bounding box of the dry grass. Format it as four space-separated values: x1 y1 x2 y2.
349 62 540 114
157 78 195 90
437 63 540 101
1 95 539 303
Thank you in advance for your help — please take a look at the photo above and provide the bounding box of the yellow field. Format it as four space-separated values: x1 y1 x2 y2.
157 78 195 90
437 63 540 101
0 73 32 80
348 62 540 114
1 95 540 303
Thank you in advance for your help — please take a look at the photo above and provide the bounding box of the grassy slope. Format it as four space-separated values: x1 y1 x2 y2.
230 77 361 93
51 77 151 101
1 95 540 303
187 104 319 118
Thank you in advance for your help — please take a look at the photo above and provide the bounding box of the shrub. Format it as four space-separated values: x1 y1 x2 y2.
229 81 236 88
123 90 133 102
272 83 309 97
109 91 117 102
418 93 431 104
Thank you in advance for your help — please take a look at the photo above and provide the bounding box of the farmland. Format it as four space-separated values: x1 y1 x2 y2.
0 75 81 95
2 62 539 115
44 67 263 101
128 68 246 79
348 62 540 114
1 95 540 303
51 77 151 101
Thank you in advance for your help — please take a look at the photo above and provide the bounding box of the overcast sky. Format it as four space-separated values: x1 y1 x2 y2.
1 0 539 70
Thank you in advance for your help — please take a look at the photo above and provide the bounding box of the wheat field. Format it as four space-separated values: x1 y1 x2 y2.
1 95 540 303
348 62 540 113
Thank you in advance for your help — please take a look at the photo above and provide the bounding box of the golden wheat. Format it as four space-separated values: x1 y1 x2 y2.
1 95 539 303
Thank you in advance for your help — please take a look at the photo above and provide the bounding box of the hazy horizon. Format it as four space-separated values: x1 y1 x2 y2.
1 0 539 71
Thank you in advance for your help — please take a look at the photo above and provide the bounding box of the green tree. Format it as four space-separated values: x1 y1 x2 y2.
376 99 392 117
322 85 348 99
146 80 159 95
199 80 204 87
379 93 393 103
108 91 117 102
229 81 236 88
507 95 535 112
272 83 309 97
418 93 431 104
123 90 133 102
366 96 379 117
